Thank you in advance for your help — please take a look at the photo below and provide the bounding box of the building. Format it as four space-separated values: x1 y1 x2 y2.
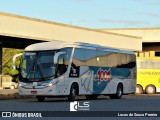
4 12 160 86
100 28 160 52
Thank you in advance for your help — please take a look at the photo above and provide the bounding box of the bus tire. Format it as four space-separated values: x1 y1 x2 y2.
145 85 156 94
136 85 143 94
36 96 45 102
85 95 98 100
68 84 77 101
109 84 123 99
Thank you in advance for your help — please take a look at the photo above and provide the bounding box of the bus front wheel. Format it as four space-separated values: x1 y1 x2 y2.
145 85 156 94
68 84 77 101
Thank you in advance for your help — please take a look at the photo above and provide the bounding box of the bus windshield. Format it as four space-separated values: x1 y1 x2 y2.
20 51 58 81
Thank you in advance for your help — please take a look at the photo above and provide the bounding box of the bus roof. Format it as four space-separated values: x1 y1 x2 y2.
25 41 135 54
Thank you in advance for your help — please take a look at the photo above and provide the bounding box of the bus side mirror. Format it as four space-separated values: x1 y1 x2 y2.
12 53 23 69
54 52 66 64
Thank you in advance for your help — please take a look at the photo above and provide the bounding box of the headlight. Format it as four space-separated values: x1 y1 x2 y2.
48 81 58 87
18 83 22 87
48 83 53 87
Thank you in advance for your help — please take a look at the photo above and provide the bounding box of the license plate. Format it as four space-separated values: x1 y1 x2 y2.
31 91 37 94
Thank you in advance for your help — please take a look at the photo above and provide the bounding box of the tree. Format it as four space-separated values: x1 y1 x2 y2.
2 48 23 82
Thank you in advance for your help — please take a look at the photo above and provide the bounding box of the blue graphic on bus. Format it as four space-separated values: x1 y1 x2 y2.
89 67 131 94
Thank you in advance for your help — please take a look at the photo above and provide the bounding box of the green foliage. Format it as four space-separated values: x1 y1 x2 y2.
2 48 23 82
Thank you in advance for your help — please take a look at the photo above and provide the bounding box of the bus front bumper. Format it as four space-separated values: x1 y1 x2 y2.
18 86 55 96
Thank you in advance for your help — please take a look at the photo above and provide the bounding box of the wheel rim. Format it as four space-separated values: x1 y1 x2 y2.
72 88 76 96
117 87 122 97
136 87 140 93
148 86 154 93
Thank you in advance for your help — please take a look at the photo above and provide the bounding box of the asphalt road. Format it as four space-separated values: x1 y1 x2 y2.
0 94 160 120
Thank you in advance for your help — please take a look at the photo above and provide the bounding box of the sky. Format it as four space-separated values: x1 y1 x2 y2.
0 0 160 28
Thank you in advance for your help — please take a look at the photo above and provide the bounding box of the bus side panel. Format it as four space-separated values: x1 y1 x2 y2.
79 66 94 95
101 78 136 94
92 67 136 95
78 66 136 95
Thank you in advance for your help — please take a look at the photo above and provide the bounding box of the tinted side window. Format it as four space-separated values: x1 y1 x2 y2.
56 54 68 77
73 48 136 68
73 48 97 66
96 51 118 67
85 49 97 66
117 53 136 68
60 48 72 65
73 48 85 66
97 51 108 67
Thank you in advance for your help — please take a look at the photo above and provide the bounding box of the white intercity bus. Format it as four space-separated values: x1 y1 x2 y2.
13 41 136 102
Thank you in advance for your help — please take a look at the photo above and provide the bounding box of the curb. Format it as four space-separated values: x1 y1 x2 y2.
0 90 34 100
0 94 34 100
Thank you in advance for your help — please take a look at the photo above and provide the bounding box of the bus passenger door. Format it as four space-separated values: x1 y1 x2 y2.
56 54 68 83
55 53 69 95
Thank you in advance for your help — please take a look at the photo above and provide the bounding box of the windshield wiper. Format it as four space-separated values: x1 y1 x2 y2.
25 56 37 80
36 63 46 81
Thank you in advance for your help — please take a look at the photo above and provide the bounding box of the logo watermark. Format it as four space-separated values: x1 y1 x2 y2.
1 112 42 118
70 101 90 111
2 112 11 117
